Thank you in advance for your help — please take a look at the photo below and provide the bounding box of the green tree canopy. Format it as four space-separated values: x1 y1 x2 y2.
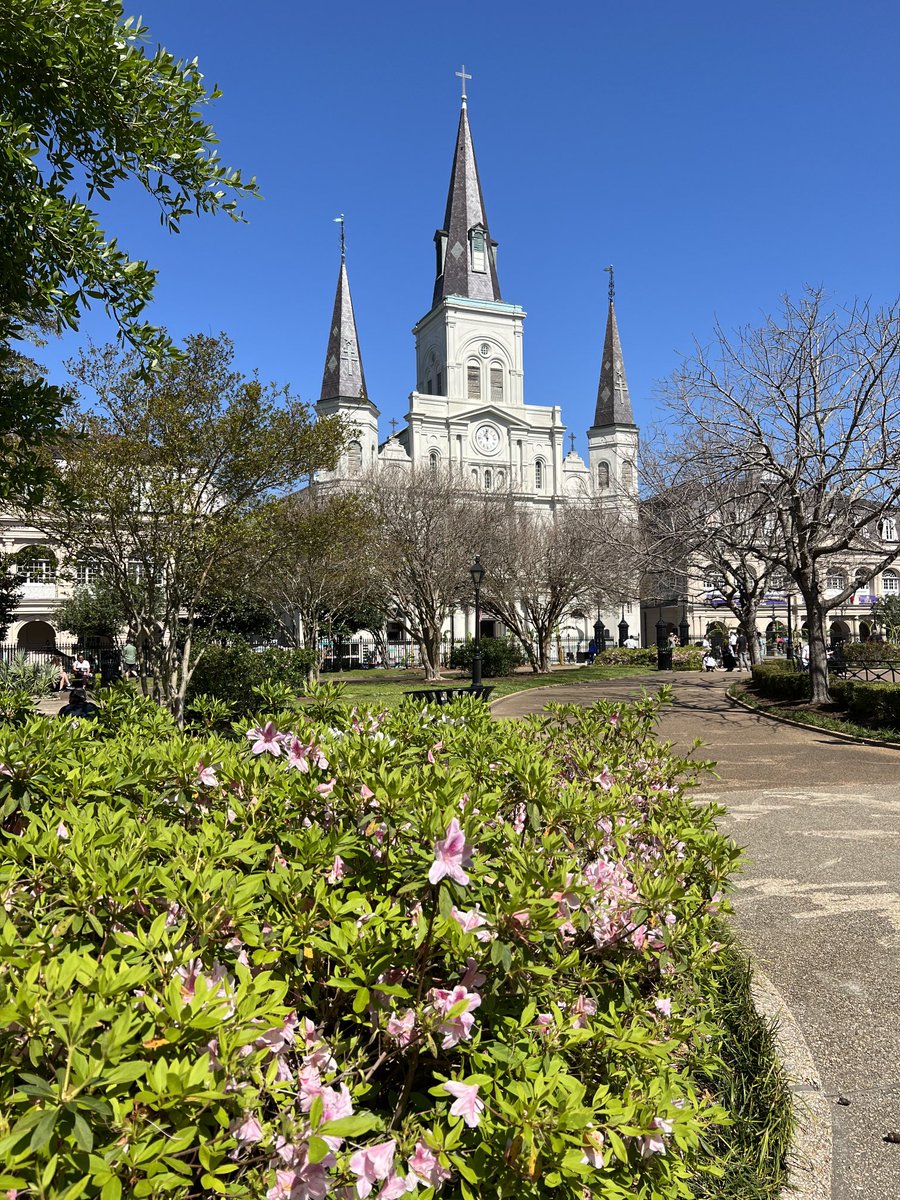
26 333 344 722
0 0 258 499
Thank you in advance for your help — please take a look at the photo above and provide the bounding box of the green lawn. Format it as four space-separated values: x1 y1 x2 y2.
322 664 656 709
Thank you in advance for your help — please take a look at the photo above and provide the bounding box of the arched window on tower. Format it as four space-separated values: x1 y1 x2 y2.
483 468 493 491
535 458 545 491
347 440 363 473
597 461 610 490
429 451 439 473
470 467 479 488
622 461 636 491
467 362 481 401
490 364 503 403
471 228 486 273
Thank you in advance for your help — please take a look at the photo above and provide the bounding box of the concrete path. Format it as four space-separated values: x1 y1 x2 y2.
494 674 900 1200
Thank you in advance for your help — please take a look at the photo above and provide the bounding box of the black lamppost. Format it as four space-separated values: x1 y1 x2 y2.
618 604 628 647
656 616 671 671
593 616 606 656
469 556 485 689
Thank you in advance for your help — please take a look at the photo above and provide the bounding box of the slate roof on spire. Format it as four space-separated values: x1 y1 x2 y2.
592 300 635 428
320 255 370 404
432 101 501 307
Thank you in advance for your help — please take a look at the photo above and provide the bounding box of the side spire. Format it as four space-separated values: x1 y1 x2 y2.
320 224 370 405
432 70 501 307
592 268 635 428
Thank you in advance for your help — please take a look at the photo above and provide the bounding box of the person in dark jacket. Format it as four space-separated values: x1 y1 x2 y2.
58 688 100 720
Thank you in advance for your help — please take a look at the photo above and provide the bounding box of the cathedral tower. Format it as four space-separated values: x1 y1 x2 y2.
315 224 379 476
587 270 639 505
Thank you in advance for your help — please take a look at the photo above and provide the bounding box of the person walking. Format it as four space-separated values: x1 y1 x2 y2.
121 639 139 680
736 631 751 671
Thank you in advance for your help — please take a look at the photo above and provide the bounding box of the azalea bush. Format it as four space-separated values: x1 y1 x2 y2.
0 687 743 1199
186 643 319 720
596 646 703 672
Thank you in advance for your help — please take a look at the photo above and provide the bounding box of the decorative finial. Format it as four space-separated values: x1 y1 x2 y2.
333 213 345 260
569 432 576 455
455 64 472 106
389 417 399 436
603 264 615 304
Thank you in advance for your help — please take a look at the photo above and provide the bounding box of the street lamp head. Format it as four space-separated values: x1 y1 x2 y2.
469 555 485 589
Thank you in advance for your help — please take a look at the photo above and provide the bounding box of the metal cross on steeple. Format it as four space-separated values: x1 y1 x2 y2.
569 432 576 454
333 213 345 260
389 417 399 436
455 64 472 104
603 264 615 304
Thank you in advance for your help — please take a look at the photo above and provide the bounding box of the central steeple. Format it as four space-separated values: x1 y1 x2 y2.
432 84 501 308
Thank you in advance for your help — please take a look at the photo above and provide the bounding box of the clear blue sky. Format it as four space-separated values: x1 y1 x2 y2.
37 0 900 450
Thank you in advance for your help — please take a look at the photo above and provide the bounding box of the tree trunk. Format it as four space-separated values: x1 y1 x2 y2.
538 630 552 673
420 625 442 681
806 601 830 704
741 604 761 664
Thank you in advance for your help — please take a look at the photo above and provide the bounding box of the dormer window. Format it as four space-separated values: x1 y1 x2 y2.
471 227 486 273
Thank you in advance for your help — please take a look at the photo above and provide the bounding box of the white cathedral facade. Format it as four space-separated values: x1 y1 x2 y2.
314 88 642 654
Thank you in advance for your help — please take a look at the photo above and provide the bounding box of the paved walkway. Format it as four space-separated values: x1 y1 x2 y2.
495 674 900 1200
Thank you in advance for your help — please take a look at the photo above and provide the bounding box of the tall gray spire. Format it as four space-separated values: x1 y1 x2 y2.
320 249 369 404
592 293 635 428
432 98 501 307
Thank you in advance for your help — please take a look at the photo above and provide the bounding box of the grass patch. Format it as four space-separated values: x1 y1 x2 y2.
324 664 657 709
692 931 793 1199
731 682 900 745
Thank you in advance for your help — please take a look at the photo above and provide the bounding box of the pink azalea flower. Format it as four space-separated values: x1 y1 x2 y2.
654 997 672 1017
594 766 614 791
450 905 490 941
360 783 375 799
349 1140 396 1198
609 711 620 727
230 1112 263 1145
407 1142 452 1191
386 1008 416 1047
571 994 597 1029
56 821 69 840
255 1011 298 1054
327 855 345 883
638 1117 672 1159
298 1065 323 1112
580 1128 605 1168
428 818 474 887
443 1080 484 1128
196 760 218 787
459 957 486 990
426 740 444 764
316 778 336 796
430 985 481 1048
286 736 310 772
0 763 12 777
247 722 282 756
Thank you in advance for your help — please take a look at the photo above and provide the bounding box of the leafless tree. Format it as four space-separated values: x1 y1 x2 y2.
364 467 483 680
662 289 900 701
640 449 781 664
479 498 635 672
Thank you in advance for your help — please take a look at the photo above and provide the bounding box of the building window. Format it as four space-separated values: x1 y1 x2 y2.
436 370 443 395
597 461 610 489
622 461 636 490
703 569 725 594
496 469 505 489
429 451 439 472
75 561 103 587
490 365 503 403
484 468 492 491
882 569 900 595
825 569 846 594
881 517 898 542
15 546 56 583
471 228 486 273
347 440 363 472
467 363 481 400
470 467 479 487
535 459 545 491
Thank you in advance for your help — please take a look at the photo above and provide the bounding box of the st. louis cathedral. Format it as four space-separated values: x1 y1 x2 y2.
315 83 640 519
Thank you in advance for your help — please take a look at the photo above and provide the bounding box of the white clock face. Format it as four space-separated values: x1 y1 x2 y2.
474 423 501 454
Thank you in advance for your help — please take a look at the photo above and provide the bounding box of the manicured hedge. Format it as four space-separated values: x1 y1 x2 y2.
841 641 900 664
448 636 525 677
0 687 742 1199
830 679 900 731
749 662 811 702
186 641 318 717
596 646 703 671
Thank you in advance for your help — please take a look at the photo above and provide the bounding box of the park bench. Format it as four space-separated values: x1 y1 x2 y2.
404 684 495 705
